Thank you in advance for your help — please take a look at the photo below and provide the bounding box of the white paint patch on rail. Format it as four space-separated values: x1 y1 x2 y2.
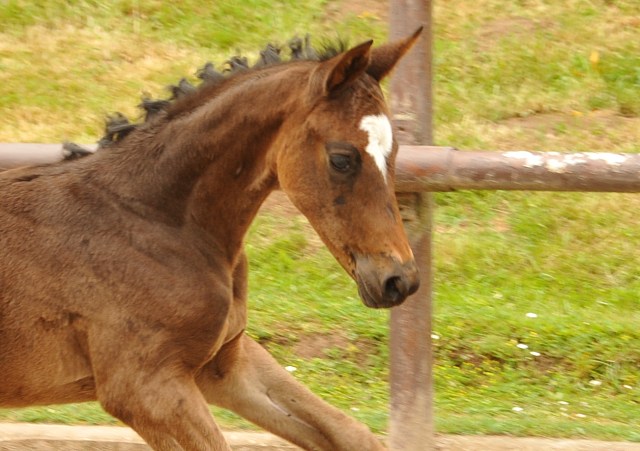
503 151 544 168
545 159 568 173
504 151 630 174
545 153 629 173
545 154 587 173
587 153 628 165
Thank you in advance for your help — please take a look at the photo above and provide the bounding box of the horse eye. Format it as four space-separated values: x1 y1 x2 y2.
330 154 351 172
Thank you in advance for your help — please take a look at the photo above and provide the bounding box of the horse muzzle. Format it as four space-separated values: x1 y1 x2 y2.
354 254 420 309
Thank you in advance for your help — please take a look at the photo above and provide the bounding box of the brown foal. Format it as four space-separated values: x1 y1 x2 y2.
0 29 422 451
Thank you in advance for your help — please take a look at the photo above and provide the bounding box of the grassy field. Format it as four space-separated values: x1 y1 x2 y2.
1 0 640 442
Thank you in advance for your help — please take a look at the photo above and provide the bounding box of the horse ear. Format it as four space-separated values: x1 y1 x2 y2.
315 40 373 96
367 26 423 82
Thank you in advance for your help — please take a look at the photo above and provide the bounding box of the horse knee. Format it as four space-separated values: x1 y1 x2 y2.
99 377 192 428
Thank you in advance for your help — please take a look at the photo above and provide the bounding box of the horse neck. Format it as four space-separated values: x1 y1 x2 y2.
88 65 310 263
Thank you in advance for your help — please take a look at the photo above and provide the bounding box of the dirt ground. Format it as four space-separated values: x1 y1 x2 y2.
2 424 640 451
436 435 640 451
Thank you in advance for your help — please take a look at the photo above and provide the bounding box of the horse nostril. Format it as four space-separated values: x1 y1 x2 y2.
383 275 405 302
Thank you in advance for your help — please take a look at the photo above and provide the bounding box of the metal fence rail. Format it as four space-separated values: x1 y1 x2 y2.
4 143 640 194
395 146 640 193
0 143 96 170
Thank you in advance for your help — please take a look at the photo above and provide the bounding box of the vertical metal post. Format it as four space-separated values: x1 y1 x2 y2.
389 1 435 451
389 0 433 146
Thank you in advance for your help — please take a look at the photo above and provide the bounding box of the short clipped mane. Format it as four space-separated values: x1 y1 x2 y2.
66 35 347 157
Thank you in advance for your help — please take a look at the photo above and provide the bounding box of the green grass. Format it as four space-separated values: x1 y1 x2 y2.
0 0 386 142
1 0 640 442
0 0 327 49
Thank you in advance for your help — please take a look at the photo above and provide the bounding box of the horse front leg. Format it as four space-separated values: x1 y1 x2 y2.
97 369 232 451
196 333 386 451
90 320 234 451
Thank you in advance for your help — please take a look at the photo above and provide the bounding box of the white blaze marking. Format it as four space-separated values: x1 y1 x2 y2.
359 114 393 182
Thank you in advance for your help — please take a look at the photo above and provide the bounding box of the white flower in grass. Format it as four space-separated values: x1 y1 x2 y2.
512 407 524 412
431 334 440 340
576 414 587 418
351 407 360 411
517 343 529 349
526 313 538 318
530 351 541 356
589 380 602 386
623 385 633 389
285 366 297 372
558 401 569 405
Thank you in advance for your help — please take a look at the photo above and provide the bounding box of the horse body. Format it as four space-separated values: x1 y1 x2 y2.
0 30 422 451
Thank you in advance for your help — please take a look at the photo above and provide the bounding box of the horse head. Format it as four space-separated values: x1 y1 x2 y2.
276 28 422 309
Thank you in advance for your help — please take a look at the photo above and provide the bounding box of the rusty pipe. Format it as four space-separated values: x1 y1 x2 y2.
0 143 96 170
3 144 640 193
395 146 640 193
